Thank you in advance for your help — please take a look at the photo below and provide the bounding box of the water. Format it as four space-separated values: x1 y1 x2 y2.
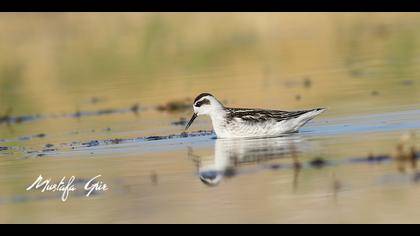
1 13 420 223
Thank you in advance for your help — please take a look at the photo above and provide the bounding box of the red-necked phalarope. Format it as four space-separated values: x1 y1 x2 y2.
185 93 326 138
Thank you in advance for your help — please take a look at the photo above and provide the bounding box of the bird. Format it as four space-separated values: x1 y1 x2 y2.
185 93 326 138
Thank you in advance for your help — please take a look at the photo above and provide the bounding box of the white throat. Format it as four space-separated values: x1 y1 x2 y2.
207 107 227 137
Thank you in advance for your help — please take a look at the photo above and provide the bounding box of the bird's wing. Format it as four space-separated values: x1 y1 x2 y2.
226 108 316 123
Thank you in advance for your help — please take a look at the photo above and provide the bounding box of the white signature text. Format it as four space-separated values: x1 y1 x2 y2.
26 175 108 202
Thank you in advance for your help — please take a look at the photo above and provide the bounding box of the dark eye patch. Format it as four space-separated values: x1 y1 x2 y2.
195 98 210 107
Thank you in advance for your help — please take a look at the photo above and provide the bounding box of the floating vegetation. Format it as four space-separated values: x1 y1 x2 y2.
150 171 158 185
283 76 313 89
75 130 215 148
349 69 365 78
96 109 116 115
156 98 192 112
13 133 48 142
82 140 100 147
400 80 414 86
109 138 123 144
130 104 140 115
90 97 101 104
371 90 379 96
171 117 187 126
303 77 312 88
145 136 163 141
0 108 12 125
351 153 391 164
89 96 107 104
69 105 144 118
413 172 420 183
309 157 329 168
394 132 418 173
0 104 144 126
0 108 43 126
4 130 216 159
42 148 56 152
18 136 31 141
270 163 282 170
34 133 46 138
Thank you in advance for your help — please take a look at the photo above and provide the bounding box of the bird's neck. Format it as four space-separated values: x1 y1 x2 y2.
209 106 226 120
209 108 227 135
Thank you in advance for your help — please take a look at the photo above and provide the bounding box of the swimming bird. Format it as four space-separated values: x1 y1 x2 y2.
185 93 326 138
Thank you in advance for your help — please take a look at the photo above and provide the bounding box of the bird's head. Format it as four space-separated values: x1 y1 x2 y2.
185 93 224 130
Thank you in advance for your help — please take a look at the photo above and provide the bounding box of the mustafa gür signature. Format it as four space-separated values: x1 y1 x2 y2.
26 175 109 202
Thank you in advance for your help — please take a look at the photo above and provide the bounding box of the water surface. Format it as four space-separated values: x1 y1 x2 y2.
1 13 420 223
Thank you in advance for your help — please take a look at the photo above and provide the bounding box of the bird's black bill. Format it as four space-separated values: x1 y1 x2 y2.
185 113 197 130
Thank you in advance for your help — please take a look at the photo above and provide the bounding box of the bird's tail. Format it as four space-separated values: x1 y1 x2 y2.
293 108 326 130
304 108 326 120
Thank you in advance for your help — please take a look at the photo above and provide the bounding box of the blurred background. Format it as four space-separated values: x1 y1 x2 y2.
2 13 420 113
1 13 420 223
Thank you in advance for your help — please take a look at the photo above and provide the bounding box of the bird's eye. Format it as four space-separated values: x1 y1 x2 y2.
195 99 210 107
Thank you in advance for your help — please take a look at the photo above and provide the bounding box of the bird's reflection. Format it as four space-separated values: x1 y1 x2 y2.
189 135 309 187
